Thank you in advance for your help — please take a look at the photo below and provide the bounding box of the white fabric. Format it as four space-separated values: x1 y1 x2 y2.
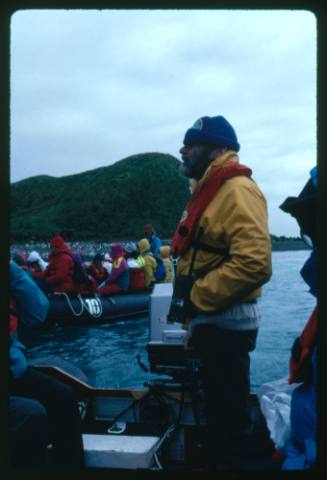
127 259 140 268
257 377 302 450
103 261 112 274
27 251 48 271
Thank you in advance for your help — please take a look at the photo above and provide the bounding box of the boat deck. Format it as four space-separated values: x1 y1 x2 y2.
35 362 282 471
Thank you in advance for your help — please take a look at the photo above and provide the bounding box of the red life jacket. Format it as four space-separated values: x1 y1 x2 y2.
289 306 317 383
129 268 145 291
9 296 18 336
88 263 107 281
171 163 252 257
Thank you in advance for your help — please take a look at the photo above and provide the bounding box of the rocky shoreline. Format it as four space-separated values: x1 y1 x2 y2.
271 240 310 251
10 239 309 261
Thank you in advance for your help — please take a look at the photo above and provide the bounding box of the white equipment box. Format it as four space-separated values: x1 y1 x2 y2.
83 434 160 469
149 283 185 343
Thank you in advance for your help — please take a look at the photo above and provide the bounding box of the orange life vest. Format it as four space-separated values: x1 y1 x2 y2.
289 306 317 383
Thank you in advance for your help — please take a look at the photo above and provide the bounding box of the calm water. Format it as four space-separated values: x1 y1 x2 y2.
23 251 315 392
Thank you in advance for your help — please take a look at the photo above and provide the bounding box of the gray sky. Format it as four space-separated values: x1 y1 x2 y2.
10 9 316 236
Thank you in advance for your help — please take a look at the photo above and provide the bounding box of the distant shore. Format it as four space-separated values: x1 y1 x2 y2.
271 240 310 251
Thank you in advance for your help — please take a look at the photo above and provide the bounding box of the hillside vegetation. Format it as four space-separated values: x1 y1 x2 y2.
10 152 309 250
10 153 191 242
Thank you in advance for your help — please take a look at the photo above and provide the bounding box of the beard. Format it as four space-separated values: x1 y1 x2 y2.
180 147 213 180
180 157 198 178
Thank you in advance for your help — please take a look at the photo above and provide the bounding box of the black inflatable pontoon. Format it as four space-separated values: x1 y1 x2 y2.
46 290 151 325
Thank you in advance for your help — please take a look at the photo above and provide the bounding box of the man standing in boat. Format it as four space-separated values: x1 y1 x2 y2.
168 115 272 470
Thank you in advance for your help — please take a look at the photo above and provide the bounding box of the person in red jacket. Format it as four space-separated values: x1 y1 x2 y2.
43 234 75 294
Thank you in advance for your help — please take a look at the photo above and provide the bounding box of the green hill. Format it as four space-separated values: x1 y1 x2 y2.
10 153 191 242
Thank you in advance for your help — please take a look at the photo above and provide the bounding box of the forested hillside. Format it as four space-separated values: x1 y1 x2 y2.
11 153 190 241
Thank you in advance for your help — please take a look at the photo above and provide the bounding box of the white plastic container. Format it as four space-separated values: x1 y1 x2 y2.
150 283 183 341
83 434 161 469
162 329 186 344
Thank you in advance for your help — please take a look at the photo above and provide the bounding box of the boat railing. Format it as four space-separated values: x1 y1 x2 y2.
33 364 147 398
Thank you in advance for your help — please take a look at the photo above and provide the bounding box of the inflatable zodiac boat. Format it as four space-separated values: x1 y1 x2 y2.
46 290 151 325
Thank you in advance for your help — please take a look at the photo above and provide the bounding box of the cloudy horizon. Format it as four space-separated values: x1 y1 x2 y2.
10 9 316 236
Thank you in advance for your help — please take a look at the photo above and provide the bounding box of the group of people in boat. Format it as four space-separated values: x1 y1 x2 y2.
12 224 174 297
9 224 174 471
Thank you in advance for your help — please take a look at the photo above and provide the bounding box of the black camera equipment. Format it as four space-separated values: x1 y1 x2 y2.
145 342 200 382
166 275 195 324
139 342 205 441
166 230 202 325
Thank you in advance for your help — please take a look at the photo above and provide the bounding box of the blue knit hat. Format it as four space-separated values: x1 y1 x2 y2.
183 116 240 152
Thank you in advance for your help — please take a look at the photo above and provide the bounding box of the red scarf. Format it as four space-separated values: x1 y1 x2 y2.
171 163 252 257
289 306 317 383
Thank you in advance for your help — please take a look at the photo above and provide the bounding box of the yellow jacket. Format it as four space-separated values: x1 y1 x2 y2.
160 246 174 283
176 151 272 313
162 258 174 283
138 238 157 288
142 253 157 288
